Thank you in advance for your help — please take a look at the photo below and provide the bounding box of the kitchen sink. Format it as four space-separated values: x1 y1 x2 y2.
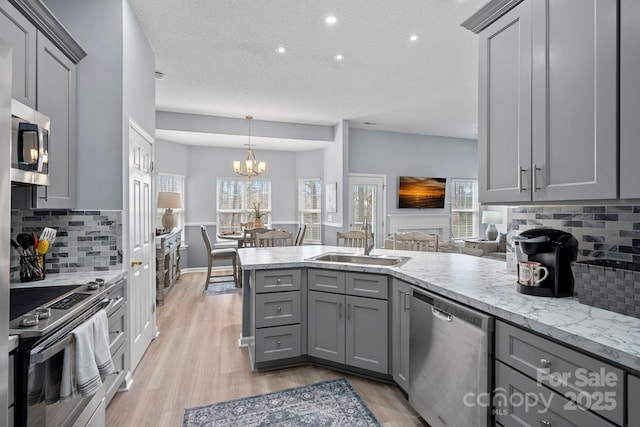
307 252 410 267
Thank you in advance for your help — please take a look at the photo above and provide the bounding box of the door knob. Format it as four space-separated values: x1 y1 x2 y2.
131 259 143 266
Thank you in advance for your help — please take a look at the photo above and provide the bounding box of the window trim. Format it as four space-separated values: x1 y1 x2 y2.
298 178 322 244
450 178 479 240
216 177 272 234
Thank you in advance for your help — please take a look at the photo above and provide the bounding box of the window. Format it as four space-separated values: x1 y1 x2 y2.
217 178 271 233
450 179 479 239
157 174 185 237
298 179 322 244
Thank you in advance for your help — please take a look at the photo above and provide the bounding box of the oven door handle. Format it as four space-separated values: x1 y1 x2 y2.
30 334 73 364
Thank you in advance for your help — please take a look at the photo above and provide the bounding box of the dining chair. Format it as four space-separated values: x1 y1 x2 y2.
240 221 254 230
200 225 238 286
393 231 439 252
255 229 294 247
294 224 307 246
337 230 373 248
241 227 269 248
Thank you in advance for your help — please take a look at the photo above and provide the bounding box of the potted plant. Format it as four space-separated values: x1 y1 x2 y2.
251 203 266 228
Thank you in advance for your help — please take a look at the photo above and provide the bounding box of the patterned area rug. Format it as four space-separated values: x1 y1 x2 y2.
203 276 240 295
182 378 380 427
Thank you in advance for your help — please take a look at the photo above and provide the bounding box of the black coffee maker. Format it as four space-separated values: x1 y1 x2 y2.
513 228 578 297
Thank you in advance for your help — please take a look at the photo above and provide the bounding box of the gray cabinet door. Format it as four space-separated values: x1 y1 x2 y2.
0 0 36 107
478 0 532 204
620 0 640 199
307 291 345 364
391 279 410 392
345 295 388 374
35 33 76 208
629 374 640 427
530 0 617 202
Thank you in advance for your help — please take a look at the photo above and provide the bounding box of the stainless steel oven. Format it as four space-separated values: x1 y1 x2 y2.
10 280 124 427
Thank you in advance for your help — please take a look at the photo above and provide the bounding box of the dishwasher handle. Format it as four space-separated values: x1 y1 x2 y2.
431 307 453 322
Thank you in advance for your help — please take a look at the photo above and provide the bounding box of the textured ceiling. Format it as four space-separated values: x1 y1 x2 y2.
129 0 487 149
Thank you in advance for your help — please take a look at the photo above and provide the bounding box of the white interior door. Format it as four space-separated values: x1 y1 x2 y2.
128 119 156 371
348 175 386 247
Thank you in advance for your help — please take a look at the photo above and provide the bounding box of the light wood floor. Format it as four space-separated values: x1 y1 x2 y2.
106 271 425 426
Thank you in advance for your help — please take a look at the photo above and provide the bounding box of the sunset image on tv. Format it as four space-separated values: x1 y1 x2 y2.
398 176 446 209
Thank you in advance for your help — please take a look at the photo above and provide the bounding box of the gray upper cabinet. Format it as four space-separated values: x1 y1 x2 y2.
620 0 640 199
0 0 36 107
475 0 617 204
35 33 76 208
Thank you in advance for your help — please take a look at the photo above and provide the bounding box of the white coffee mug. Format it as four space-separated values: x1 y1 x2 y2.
519 261 549 286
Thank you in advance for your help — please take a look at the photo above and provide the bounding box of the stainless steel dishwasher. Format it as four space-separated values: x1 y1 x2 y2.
409 287 494 427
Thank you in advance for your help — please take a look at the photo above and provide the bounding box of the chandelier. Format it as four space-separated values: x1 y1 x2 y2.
233 115 266 178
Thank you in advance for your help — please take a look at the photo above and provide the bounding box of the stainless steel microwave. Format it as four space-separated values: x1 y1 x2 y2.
10 99 50 186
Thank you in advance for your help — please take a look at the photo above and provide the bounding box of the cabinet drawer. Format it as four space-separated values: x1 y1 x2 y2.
255 324 301 362
629 374 640 427
496 321 624 425
255 269 301 293
346 272 388 299
255 291 301 328
495 361 616 427
108 303 126 350
308 269 345 293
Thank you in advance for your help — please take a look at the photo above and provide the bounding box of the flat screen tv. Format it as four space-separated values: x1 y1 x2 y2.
398 176 446 209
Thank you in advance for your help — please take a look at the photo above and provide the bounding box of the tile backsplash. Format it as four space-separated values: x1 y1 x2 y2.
505 204 640 273
10 209 123 280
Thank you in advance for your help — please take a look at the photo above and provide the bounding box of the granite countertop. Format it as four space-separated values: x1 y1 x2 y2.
10 269 127 289
237 245 640 373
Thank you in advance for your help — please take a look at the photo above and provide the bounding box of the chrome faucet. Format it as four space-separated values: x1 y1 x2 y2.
363 216 374 256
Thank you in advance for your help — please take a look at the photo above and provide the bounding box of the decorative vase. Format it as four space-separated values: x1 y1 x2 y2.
254 218 263 228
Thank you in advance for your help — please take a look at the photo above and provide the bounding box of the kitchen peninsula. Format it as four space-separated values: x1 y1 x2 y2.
238 246 640 425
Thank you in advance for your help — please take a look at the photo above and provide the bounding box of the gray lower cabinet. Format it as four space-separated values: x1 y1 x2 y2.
391 278 411 392
253 269 303 365
307 269 388 374
496 320 624 426
104 278 128 406
629 374 640 427
620 0 640 198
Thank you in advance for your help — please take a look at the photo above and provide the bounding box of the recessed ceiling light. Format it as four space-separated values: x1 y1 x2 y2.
276 46 287 54
409 34 419 42
325 16 337 24
335 54 344 61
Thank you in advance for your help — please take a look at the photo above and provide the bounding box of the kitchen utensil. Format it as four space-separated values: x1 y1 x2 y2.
16 233 31 250
40 227 57 245
10 239 25 255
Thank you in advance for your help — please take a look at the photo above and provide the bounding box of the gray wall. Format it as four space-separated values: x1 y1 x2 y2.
349 128 478 218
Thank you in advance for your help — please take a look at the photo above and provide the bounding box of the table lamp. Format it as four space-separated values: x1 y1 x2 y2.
481 210 502 241
157 192 181 231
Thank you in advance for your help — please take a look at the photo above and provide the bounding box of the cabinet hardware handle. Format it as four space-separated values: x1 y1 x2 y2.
540 358 552 368
518 166 527 193
404 291 410 312
540 421 551 427
533 164 542 192
276 306 282 313
130 259 143 266
276 278 282 284
109 330 121 334
339 302 343 319
276 340 281 347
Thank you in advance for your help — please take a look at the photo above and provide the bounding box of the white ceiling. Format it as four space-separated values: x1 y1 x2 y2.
129 0 487 151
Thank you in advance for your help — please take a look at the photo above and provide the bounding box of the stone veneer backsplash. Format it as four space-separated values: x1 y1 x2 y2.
505 204 640 274
10 209 123 280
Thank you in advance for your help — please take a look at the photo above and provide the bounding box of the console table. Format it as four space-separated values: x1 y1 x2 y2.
156 229 181 305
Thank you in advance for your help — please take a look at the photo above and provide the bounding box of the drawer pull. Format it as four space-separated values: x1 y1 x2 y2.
540 421 551 427
540 358 552 369
277 306 282 313
276 340 281 347
276 278 282 284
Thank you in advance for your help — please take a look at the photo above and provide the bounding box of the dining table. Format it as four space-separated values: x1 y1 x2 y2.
216 232 246 248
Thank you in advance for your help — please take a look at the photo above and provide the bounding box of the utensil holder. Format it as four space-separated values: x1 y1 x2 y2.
20 254 45 282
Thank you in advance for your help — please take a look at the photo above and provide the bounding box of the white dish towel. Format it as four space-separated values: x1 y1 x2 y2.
60 309 115 401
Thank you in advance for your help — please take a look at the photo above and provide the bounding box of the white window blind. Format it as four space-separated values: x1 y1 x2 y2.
451 179 479 239
298 179 322 244
157 174 185 238
217 178 271 233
